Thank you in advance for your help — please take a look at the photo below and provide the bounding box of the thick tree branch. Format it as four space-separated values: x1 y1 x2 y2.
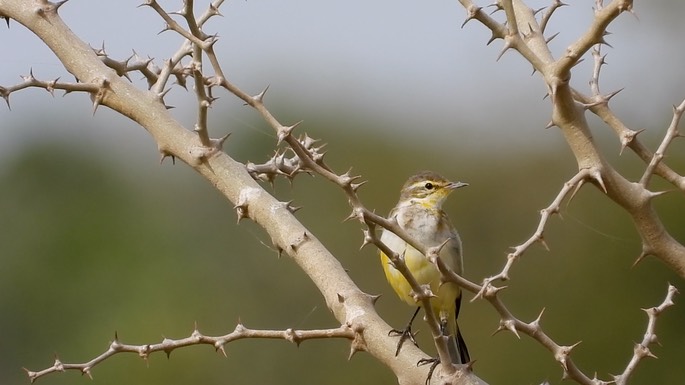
556 0 632 78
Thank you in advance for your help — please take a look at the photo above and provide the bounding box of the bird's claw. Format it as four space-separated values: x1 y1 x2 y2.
417 357 440 385
388 326 419 356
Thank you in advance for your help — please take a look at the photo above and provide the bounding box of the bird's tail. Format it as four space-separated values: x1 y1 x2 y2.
446 294 470 364
447 326 470 364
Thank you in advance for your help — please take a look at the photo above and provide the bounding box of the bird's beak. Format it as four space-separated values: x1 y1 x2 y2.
447 181 469 190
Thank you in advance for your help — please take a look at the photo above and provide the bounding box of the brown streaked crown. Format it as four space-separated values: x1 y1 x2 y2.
399 171 453 201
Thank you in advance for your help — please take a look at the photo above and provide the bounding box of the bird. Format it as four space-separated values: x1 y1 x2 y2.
379 170 470 365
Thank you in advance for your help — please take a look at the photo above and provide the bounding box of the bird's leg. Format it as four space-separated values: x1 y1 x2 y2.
439 316 448 335
388 306 421 355
414 315 453 384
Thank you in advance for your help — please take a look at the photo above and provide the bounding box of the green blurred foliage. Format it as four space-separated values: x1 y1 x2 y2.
1 108 684 385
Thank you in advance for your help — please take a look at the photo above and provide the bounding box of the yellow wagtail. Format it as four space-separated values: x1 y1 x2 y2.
379 170 470 364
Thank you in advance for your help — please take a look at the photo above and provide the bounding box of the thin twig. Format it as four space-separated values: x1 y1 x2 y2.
0 70 100 109
475 169 592 299
24 324 355 382
612 284 678 385
539 0 566 34
640 99 685 187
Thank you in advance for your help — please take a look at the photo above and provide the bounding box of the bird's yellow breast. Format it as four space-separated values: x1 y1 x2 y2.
379 228 459 313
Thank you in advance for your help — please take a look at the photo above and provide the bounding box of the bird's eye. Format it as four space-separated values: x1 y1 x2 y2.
424 182 434 190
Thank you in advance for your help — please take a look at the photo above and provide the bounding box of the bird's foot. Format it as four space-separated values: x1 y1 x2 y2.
417 357 440 385
388 325 419 356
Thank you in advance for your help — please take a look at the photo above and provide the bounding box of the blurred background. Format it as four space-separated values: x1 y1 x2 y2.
1 1 685 384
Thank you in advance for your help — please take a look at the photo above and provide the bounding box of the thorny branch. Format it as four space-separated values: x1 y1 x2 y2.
537 0 566 35
0 69 101 110
473 169 594 300
25 324 356 382
572 45 685 192
612 284 679 385
640 99 685 187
